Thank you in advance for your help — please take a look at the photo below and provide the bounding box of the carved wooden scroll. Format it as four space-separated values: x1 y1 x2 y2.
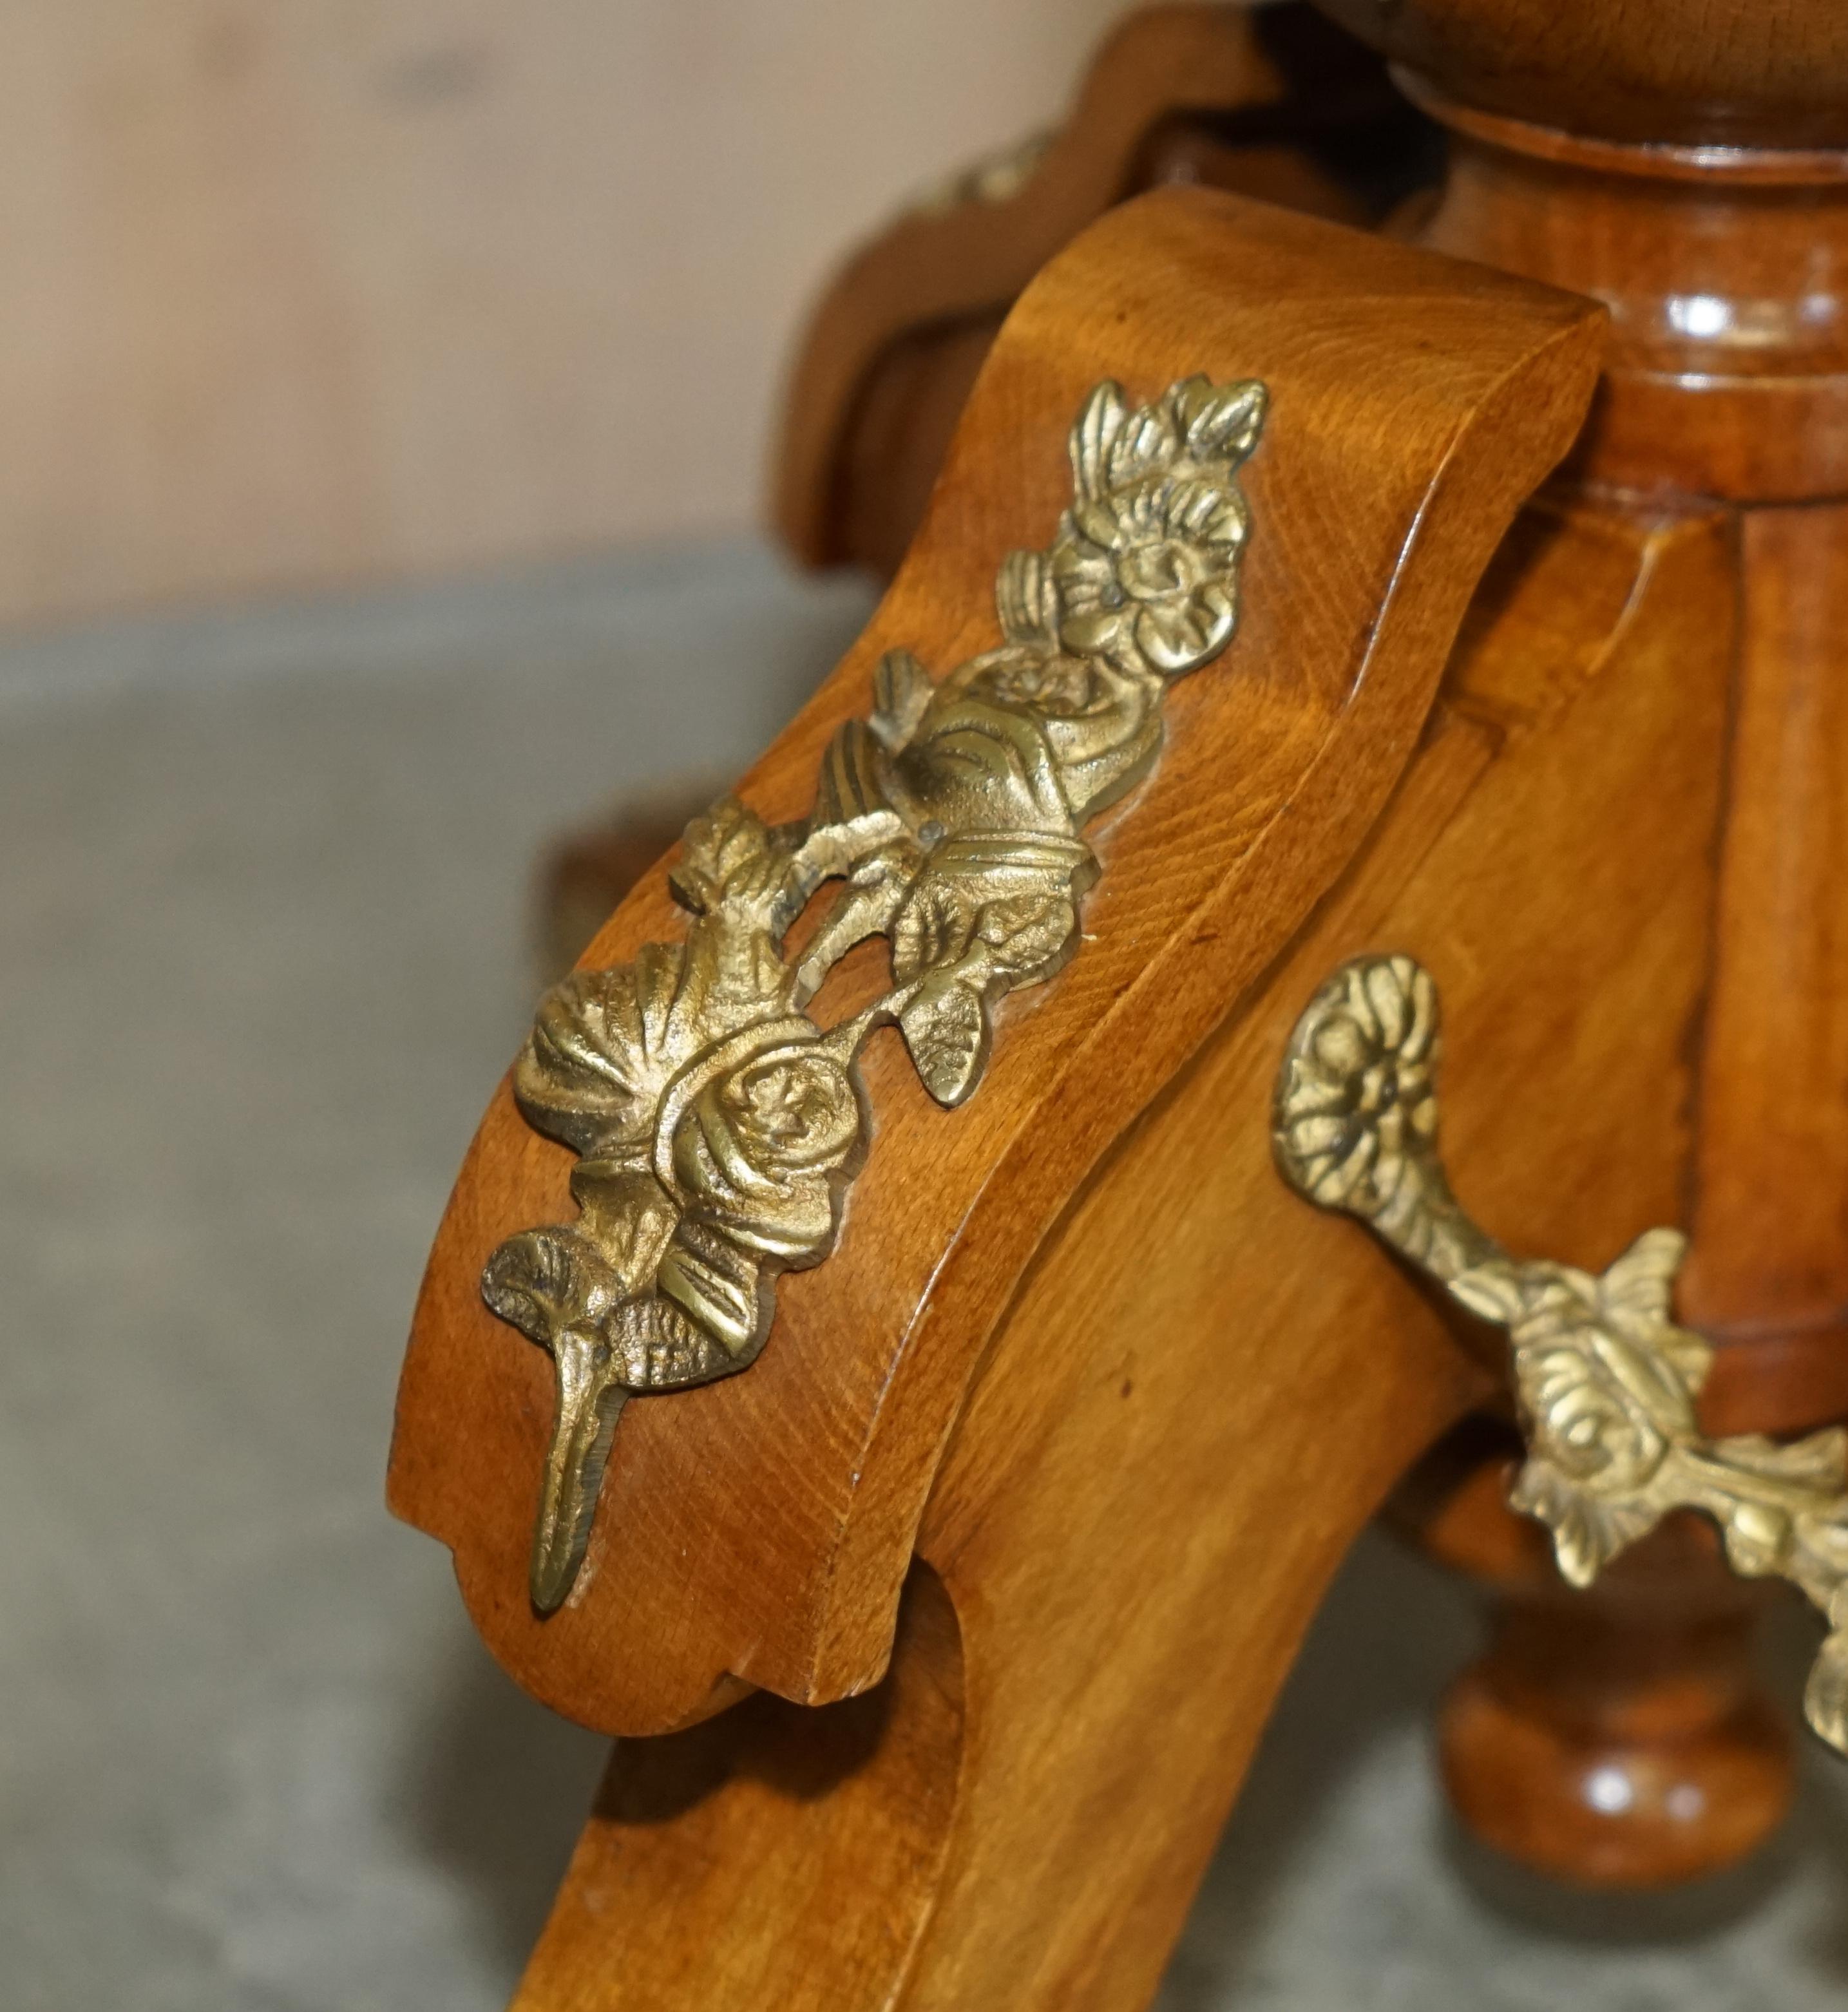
388 187 1605 1740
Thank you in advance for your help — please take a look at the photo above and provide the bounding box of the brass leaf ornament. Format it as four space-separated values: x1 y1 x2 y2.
1274 954 1848 1755
486 374 1268 1609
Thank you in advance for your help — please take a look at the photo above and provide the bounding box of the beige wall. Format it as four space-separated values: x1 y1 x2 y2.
3 0 1133 628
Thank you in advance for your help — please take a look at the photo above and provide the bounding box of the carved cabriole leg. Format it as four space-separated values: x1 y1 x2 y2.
390 189 1600 1735
710 0 1848 1927
499 482 1732 2007
392 189 1606 2004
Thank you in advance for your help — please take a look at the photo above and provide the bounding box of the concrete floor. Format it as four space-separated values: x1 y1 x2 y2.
0 544 1842 2010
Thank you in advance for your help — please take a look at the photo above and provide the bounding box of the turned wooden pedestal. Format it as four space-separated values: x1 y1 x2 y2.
754 0 1848 1894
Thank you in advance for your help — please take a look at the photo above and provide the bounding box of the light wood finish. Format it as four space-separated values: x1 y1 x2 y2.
390 187 1602 1748
399 0 1848 1969
499 456 1749 2011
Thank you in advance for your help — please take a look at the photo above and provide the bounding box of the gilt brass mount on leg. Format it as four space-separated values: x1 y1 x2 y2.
1273 954 1848 1754
483 374 1269 1611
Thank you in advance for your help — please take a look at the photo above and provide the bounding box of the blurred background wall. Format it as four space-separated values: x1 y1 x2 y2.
0 0 1132 631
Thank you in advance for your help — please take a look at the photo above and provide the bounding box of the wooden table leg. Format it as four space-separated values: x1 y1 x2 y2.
390 184 1606 1999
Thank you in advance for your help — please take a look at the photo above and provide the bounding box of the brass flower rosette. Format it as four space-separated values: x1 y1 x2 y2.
1273 954 1848 1754
484 373 1269 1609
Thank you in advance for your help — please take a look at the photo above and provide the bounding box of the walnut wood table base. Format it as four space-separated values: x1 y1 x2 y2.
748 0 1848 1899
404 6 1848 1998
397 186 1606 2005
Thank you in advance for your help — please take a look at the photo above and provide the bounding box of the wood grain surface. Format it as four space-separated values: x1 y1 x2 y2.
1684 506 1848 1423
464 0 1848 1948
388 185 1603 1742
500 484 1744 2009
1311 0 1848 146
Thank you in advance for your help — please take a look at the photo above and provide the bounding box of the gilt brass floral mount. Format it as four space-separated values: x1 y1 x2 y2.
1274 955 1848 1754
484 373 1268 1610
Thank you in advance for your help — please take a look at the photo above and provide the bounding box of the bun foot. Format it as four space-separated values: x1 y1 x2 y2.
1439 1624 1792 1889
1408 1436 1796 1889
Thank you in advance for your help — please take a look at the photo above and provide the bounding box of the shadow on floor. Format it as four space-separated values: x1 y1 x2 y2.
384 1526 1848 2004
1163 1528 1848 2008
386 1614 611 1986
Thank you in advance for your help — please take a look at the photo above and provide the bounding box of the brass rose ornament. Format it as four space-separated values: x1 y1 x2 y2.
485 373 1270 1609
1274 954 1848 1755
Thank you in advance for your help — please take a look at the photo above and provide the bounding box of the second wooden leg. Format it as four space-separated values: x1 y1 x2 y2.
1408 1435 1794 1889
